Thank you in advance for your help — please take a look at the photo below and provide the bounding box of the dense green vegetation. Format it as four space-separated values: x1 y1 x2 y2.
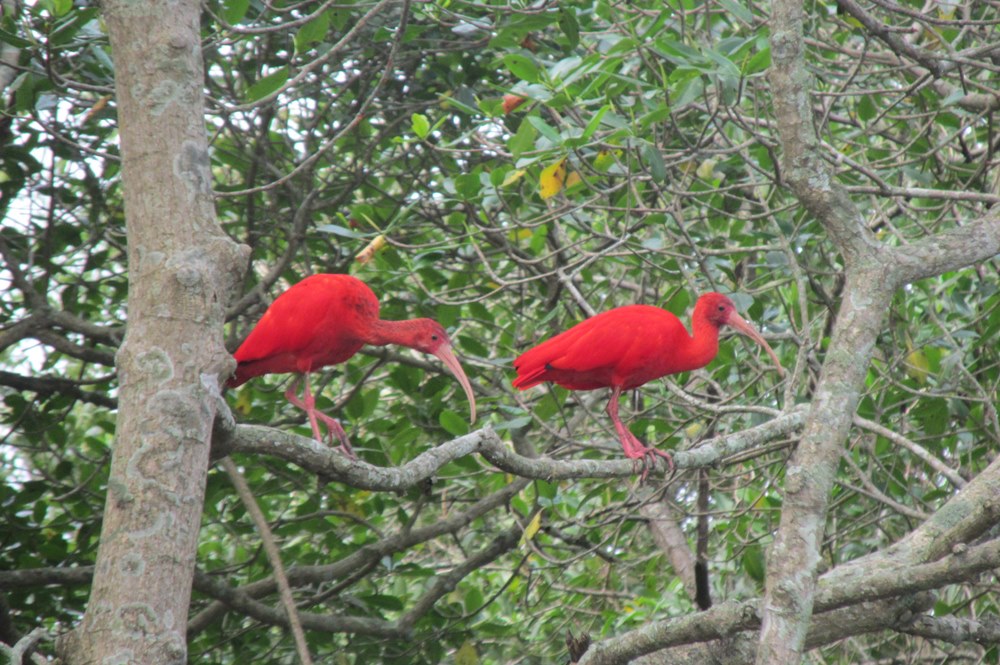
2 0 999 661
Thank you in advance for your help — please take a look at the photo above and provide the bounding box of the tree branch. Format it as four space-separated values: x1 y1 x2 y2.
220 457 313 665
578 535 1000 664
834 0 943 76
888 208 1000 287
896 614 1000 645
188 476 531 634
632 593 936 664
216 410 807 489
0 370 117 409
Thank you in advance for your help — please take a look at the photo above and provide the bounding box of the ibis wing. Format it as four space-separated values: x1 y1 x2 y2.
513 305 684 391
230 275 377 383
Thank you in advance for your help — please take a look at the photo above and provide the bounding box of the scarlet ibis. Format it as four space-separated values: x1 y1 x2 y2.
228 274 476 457
512 293 783 473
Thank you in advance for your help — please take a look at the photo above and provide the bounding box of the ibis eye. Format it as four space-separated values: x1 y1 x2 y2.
718 305 725 312
431 334 439 341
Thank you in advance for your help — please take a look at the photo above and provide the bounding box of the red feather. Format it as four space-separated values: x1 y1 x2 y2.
229 274 376 386
512 293 782 476
229 274 476 457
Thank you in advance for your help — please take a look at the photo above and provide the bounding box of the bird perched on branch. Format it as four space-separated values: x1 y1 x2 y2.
228 273 476 457
513 293 782 475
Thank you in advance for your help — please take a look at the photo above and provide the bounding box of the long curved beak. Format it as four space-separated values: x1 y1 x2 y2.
433 343 477 423
725 312 785 377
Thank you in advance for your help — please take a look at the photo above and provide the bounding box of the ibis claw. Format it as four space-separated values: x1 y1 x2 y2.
286 376 358 460
315 412 357 460
631 447 673 483
620 432 674 482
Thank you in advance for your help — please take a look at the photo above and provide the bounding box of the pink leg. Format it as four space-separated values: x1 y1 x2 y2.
285 374 357 459
605 386 674 480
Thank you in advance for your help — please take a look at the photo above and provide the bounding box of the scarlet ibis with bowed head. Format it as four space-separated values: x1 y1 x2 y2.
512 293 783 474
228 274 477 457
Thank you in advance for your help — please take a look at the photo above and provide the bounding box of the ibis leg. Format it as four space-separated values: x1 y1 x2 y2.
605 386 673 479
285 374 357 459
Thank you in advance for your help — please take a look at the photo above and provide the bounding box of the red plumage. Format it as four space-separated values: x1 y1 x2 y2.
229 274 476 457
512 305 720 391
513 293 782 475
229 274 376 387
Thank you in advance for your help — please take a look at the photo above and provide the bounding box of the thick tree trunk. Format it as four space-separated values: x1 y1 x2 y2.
55 1 247 662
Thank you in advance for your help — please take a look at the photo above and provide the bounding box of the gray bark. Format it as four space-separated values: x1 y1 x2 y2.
54 0 247 662
760 0 1000 661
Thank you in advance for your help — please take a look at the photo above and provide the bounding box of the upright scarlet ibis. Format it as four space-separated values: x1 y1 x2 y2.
228 274 476 457
512 293 782 473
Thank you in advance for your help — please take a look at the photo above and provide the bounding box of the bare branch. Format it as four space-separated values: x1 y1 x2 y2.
220 457 313 665
0 370 117 409
834 0 943 76
889 208 1000 287
217 410 807 489
897 614 1000 645
579 536 1000 664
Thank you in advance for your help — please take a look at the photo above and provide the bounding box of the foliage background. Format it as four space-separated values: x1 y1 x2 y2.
1 0 999 662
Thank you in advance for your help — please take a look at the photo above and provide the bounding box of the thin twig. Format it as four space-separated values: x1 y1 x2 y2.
221 457 314 665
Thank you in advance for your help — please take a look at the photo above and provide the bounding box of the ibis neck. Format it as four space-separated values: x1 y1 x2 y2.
364 318 420 347
683 315 722 371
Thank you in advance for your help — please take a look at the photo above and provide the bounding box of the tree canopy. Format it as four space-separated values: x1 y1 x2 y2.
1 0 1000 662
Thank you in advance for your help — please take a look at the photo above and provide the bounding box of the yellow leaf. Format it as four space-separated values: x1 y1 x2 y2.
519 509 542 546
455 640 479 665
234 388 253 416
507 228 533 242
904 338 930 385
565 170 582 190
696 158 717 180
355 234 387 264
684 422 704 439
593 149 621 172
539 158 567 200
502 168 527 187
82 94 112 125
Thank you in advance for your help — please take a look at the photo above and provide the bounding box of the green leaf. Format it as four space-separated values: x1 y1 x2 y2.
504 54 540 83
508 119 537 159
494 415 532 431
743 544 766 583
439 409 469 437
315 224 367 239
0 27 33 49
743 46 772 75
857 94 876 122
580 105 610 142
52 0 72 17
527 116 562 144
294 11 330 52
717 0 754 24
411 112 430 139
463 587 485 613
246 67 289 102
222 0 251 25
454 172 481 200
643 144 667 182
558 9 580 49
360 594 405 611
